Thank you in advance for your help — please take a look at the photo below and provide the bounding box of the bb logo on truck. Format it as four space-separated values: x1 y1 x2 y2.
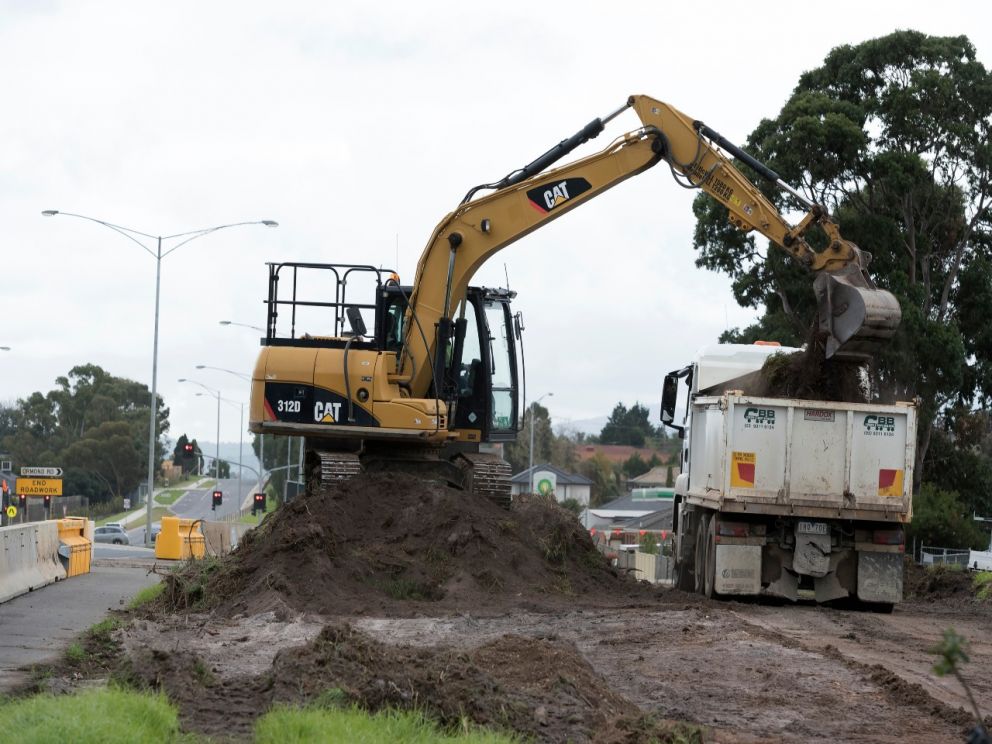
864 414 896 436
526 178 591 214
743 407 775 430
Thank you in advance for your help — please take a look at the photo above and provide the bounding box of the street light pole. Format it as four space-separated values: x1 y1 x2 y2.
196 365 256 503
529 392 553 493
179 379 223 482
42 211 277 545
219 320 264 332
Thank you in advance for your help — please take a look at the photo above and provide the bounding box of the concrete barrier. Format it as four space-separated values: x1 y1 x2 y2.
201 522 255 556
0 522 67 604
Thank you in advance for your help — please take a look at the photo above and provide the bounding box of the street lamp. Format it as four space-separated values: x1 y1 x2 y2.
529 392 553 493
179 379 223 483
194 392 247 507
42 210 277 545
219 320 264 332
195 364 259 503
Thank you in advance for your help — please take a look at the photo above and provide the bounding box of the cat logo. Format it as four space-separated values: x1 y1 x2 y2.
314 401 343 423
526 177 592 214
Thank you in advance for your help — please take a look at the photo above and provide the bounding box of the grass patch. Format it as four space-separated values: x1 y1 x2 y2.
64 643 86 665
127 582 166 610
0 686 186 743
155 490 183 506
197 479 217 491
164 556 224 611
975 571 992 601
255 705 518 743
239 510 263 525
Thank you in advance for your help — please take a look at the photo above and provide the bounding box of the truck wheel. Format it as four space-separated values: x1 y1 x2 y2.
694 513 710 595
675 510 696 591
703 516 717 599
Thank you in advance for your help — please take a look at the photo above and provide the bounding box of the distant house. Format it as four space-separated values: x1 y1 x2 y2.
511 463 593 506
582 492 674 532
628 465 680 489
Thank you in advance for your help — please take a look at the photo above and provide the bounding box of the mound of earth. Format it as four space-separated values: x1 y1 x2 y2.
165 472 652 617
903 560 978 603
127 623 698 742
754 337 868 403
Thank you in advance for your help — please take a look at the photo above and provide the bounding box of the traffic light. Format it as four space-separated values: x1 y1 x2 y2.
18 493 26 509
212 490 223 510
252 492 266 515
184 443 194 453
43 494 52 510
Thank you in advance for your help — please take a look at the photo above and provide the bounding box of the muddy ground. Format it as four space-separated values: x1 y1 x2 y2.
32 474 992 742
110 595 989 743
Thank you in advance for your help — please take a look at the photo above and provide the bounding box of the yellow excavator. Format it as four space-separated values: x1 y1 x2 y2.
249 94 901 506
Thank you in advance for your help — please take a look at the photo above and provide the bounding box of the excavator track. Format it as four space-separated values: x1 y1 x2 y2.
306 445 512 509
308 449 362 498
456 452 512 509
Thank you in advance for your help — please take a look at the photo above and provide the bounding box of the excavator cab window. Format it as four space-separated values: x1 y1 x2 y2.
452 290 518 442
484 301 516 437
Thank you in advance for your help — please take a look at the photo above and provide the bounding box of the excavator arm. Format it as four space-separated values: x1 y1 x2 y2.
399 95 901 398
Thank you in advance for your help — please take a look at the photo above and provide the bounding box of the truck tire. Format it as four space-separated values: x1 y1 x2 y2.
674 508 697 592
703 515 717 599
694 513 711 595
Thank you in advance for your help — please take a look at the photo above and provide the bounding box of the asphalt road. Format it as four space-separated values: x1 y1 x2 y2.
126 477 251 544
0 565 160 692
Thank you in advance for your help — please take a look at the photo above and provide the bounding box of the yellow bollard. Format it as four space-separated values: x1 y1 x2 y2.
57 518 92 577
155 516 206 560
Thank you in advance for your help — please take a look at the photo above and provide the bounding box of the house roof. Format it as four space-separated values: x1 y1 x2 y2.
586 498 674 530
629 465 679 485
510 463 593 485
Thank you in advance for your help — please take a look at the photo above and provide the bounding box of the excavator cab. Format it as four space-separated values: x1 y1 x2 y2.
379 284 520 444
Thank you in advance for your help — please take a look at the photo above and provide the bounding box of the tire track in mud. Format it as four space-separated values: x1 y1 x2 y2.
728 605 989 740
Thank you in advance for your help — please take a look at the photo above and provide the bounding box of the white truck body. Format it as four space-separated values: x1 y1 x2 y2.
686 394 916 523
665 344 917 606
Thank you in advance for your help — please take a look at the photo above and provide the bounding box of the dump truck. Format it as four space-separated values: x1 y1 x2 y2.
662 344 916 610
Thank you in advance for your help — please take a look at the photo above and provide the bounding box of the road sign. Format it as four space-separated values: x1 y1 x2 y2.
5 505 16 519
20 467 63 477
16 478 63 496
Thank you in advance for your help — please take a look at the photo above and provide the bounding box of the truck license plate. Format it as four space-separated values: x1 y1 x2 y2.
798 521 829 535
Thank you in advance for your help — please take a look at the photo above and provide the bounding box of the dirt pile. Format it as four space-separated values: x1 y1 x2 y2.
903 560 980 603
127 623 700 743
753 339 868 403
166 472 648 617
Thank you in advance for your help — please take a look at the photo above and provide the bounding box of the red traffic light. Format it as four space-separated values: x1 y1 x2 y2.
18 493 26 506
184 443 194 452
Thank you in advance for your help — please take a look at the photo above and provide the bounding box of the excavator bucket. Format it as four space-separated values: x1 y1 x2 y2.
813 262 901 360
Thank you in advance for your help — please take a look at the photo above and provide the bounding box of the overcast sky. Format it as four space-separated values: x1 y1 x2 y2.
2 1 991 444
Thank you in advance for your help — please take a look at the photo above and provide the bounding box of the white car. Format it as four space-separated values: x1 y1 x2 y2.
94 525 130 545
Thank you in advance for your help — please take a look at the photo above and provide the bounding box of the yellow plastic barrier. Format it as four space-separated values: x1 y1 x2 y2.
57 518 92 577
155 516 206 560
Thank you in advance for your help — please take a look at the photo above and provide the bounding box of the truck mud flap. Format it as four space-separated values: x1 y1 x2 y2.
714 544 761 595
857 551 902 604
